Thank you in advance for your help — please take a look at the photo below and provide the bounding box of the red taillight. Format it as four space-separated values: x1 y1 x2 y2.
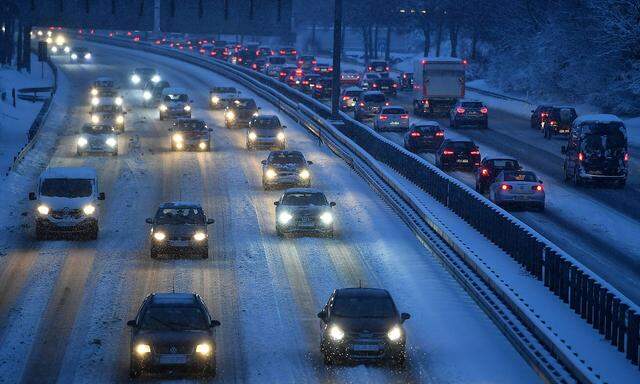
385 66 390 71
211 51 216 56
289 76 295 81
470 150 480 155
456 107 466 114
578 152 585 162
342 96 350 100
328 67 333 72
550 120 557 126
359 102 365 107
316 84 323 89
312 60 317 65
313 67 319 72
480 107 488 114
400 114 409 119
393 83 398 88
109 32 114 37
379 115 388 120
155 40 161 44
501 184 512 191
291 50 298 55
481 168 489 176
280 72 286 77
410 132 421 137
533 185 544 192
367 66 373 71
541 112 548 118
624 153 630 162
302 81 309 85
435 131 444 137
127 31 132 36
443 149 454 155
200 48 205 53
384 102 390 106
252 64 257 69
279 50 286 55
372 83 378 88
462 59 468 65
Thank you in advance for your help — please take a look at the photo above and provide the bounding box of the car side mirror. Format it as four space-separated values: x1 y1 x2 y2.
261 160 267 165
28 192 36 200
274 201 279 206
561 146 566 154
282 125 287 129
401 313 411 322
168 127 173 131
123 111 127 115
258 107 262 110
539 179 543 184
98 192 106 200
307 161 313 165
317 311 327 322
126 320 137 327
330 202 336 207
206 218 215 225
210 319 221 327
145 218 153 224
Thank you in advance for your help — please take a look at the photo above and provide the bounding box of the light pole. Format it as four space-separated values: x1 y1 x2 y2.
330 0 343 120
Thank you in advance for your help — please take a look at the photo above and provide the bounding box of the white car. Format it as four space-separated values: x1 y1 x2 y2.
489 170 545 211
77 124 118 156
374 106 410 132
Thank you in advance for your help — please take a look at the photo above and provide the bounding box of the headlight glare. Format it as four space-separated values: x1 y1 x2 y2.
153 232 166 241
143 91 152 100
329 325 345 341
151 75 161 83
277 132 285 141
37 205 50 215
184 105 191 112
91 97 100 106
114 97 123 106
387 325 402 341
226 111 235 120
106 137 117 147
84 53 91 60
116 115 124 124
135 343 151 355
199 142 207 150
51 46 58 53
159 104 167 111
83 205 96 215
320 211 333 225
195 343 211 355
131 74 140 84
252 111 259 117
211 96 220 104
248 132 257 141
278 211 293 225
299 169 310 179
173 134 183 142
63 46 70 53
90 88 98 96
77 137 88 147
71 53 78 60
193 232 206 241
266 168 277 179
91 115 100 124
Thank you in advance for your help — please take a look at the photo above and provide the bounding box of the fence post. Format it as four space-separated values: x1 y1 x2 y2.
605 293 614 340
619 304 628 353
593 283 601 330
612 298 621 346
626 310 639 364
570 266 579 311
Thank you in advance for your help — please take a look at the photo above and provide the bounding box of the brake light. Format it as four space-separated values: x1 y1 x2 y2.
289 76 295 81
211 51 216 56
393 83 398 88
501 184 512 191
280 72 286 77
127 31 132 36
541 112 548 118
624 153 630 162
462 59 468 65
256 50 261 55
481 168 489 176
342 96 350 100
312 60 317 65
280 49 286 55
296 69 303 75
252 64 257 69
470 150 480 155
238 58 242 62
367 66 373 71
456 107 465 114
443 149 454 155
400 114 409 119
200 48 205 53
480 107 488 114
302 81 309 85
359 102 365 107
533 185 544 191
384 102 390 106
291 50 297 55
578 152 585 162
316 84 323 89
550 120 557 126
385 66 390 71
379 115 389 121
435 131 444 137
328 67 333 72
410 132 421 137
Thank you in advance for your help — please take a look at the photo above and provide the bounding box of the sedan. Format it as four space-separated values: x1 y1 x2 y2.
262 150 313 190
403 122 444 153
274 188 335 237
435 139 481 171
489 170 545 211
373 106 410 132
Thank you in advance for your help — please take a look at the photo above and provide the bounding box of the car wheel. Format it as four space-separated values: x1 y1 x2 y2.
88 226 99 240
112 150 118 156
35 223 47 241
323 353 335 366
150 249 158 259
537 203 546 212
617 179 626 189
390 353 406 369
246 143 252 150
200 247 209 259
482 122 488 129
276 227 284 238
573 170 583 187
129 360 141 379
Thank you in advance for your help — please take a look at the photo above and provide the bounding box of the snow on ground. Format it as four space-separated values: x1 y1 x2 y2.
0 55 54 179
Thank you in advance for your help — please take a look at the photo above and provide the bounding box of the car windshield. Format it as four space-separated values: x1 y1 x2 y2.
155 207 205 224
269 57 286 64
164 94 188 102
213 87 236 94
96 81 113 88
449 141 475 151
95 105 116 113
581 122 627 151
382 108 405 114
82 125 113 134
281 192 327 206
136 68 155 76
40 178 93 198
503 171 538 182
492 159 519 169
332 296 395 318
252 117 280 129
140 306 208 331
270 153 305 165
364 94 385 102
178 120 206 131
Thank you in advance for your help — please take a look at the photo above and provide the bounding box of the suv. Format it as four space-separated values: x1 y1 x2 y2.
354 91 387 122
127 292 220 378
312 64 333 77
539 106 577 139
169 118 212 151
435 139 481 171
146 202 215 258
70 47 92 62
90 98 126 133
475 157 521 193
403 122 444 152
317 288 410 366
247 115 286 150
76 124 118 156
131 67 161 88
159 88 192 120
371 77 398 96
562 114 629 187
274 188 336 237
224 98 260 128
261 150 313 190
366 60 390 73
29 167 106 240
360 73 380 91
297 55 317 70
209 87 239 110
450 100 488 129
90 77 118 99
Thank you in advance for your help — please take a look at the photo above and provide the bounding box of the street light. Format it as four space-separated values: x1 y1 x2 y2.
330 0 343 120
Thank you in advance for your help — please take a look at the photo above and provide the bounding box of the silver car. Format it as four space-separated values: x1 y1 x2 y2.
374 106 410 132
274 188 336 237
262 150 313 190
489 170 545 211
77 124 118 156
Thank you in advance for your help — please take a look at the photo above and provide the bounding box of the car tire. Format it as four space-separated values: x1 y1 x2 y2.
246 143 252 150
482 121 488 129
563 161 570 181
537 203 546 212
323 353 335 366
129 360 141 379
150 249 158 259
35 223 47 241
112 150 118 156
201 248 209 259
87 225 99 240
390 353 406 369
276 227 284 238
616 179 626 189
573 170 583 187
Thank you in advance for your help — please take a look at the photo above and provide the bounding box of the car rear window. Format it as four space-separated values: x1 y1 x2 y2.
41 179 93 198
503 171 537 182
363 94 386 102
269 57 286 64
414 124 439 133
462 102 484 108
491 159 519 169
449 141 475 151
382 108 405 114
82 125 113 134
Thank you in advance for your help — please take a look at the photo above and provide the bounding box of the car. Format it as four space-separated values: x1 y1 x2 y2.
159 88 192 120
209 87 239 110
475 157 521 193
278 64 298 82
340 69 361 86
277 47 298 61
300 74 321 94
312 78 333 99
297 55 317 70
539 106 578 139
373 106 410 132
366 60 390 73
359 73 380 90
435 139 481 171
371 77 398 96
247 115 286 150
169 118 212 151
530 105 554 130
354 91 388 121
489 170 545 211
261 150 313 190
562 114 629 187
251 58 267 72
70 47 92 62
76 124 118 156
449 100 489 129
313 63 334 77
131 67 161 89
146 202 215 258
90 97 126 133
340 87 364 111
208 46 229 59
126 292 220 378
317 288 410 366
89 77 118 99
403 122 445 152
143 80 170 107
274 188 335 237
264 56 287 77
29 167 106 240
398 72 414 90
257 46 274 57
224 98 260 128
284 67 305 88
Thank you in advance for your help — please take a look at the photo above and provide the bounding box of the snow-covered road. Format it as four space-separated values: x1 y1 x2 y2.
0 43 540 383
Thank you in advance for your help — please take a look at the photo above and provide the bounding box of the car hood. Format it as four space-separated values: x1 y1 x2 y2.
167 101 187 108
281 205 327 215
154 224 206 237
39 195 94 210
332 316 398 334
135 329 212 346
269 163 304 172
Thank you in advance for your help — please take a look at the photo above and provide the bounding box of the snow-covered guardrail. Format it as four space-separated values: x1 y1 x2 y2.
85 35 640 380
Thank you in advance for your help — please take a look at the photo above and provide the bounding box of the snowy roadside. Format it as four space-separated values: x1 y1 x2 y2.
0 55 54 179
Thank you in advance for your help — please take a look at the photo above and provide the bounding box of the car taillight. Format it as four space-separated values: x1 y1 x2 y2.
550 120 558 126
312 60 317 65
480 107 488 114
541 112 548 118
443 149 454 155
410 132 421 137
302 81 309 85
155 40 161 44
342 96 349 100
379 115 388 120
328 67 333 72
533 185 544 191
385 66 390 71
252 64 257 69
435 131 444 137
316 85 323 89
367 66 373 71
280 50 286 55
211 51 216 56
578 152 585 161
456 107 465 114
400 114 409 119
200 48 205 53
481 168 489 176
384 102 390 106
313 67 319 72
501 184 513 191
280 72 286 77
298 60 303 65
393 83 398 88
372 83 378 88
359 102 365 107
470 150 480 155
624 153 630 162
292 50 297 55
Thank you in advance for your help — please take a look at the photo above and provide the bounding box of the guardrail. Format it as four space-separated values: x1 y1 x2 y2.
86 35 640 375
6 58 58 176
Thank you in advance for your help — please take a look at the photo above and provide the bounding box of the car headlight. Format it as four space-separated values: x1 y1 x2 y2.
266 168 277 179
329 325 345 341
83 204 96 215
320 211 333 225
277 131 285 141
46 37 53 44
135 343 151 356
51 46 58 53
131 74 140 84
37 205 50 215
195 343 211 355
106 137 117 147
71 53 78 60
90 88 98 96
91 115 100 124
151 75 161 83
55 35 65 46
143 91 152 100
77 137 88 147
153 231 166 241
387 325 402 342
248 131 257 141
63 46 70 53
173 134 183 142
252 111 259 117
199 142 207 150
184 105 191 112
116 115 124 124
225 111 235 120
91 97 99 106
211 96 220 104
299 169 310 179
114 97 123 106
278 211 293 225
84 52 91 60
159 104 167 111
193 232 207 241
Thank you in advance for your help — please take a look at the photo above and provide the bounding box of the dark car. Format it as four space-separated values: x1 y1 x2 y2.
251 58 267 72
340 87 364 111
278 64 298 81
398 72 413 90
301 74 322 94
562 115 629 187
274 188 336 237
540 106 578 139
530 105 554 130
313 63 334 77
450 100 488 129
70 47 92 63
278 47 298 61
127 292 220 378
247 115 287 150
475 157 521 193
371 77 398 96
297 55 317 70
317 288 410 366
169 119 212 151
366 60 390 73
284 67 305 88
313 78 333 99
208 47 229 59
435 139 481 171
340 69 361 86
262 150 313 190
146 202 215 258
354 91 388 121
224 98 260 128
403 122 445 153
131 67 160 89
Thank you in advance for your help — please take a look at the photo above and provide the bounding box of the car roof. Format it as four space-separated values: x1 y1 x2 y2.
150 292 199 306
573 114 622 125
158 201 203 209
335 287 391 298
343 86 363 92
41 167 97 180
459 98 482 103
444 139 475 144
162 87 188 95
381 105 404 110
283 187 323 194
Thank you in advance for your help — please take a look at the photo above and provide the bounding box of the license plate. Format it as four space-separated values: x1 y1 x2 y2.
158 354 187 365
514 195 529 201
390 121 399 125
352 344 379 352
457 159 469 163
381 86 389 90
300 216 313 222
169 240 190 247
